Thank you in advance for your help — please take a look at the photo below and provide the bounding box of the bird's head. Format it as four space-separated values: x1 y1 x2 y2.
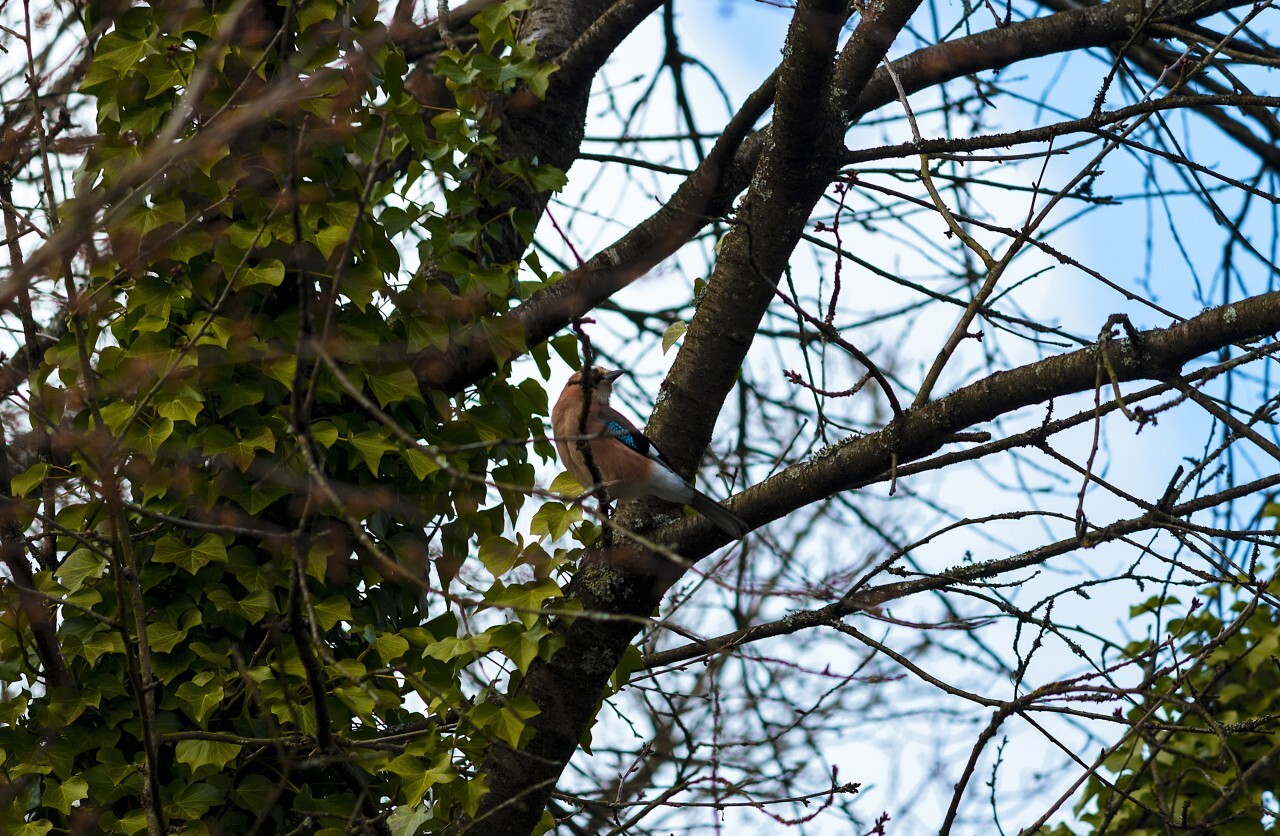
566 366 623 400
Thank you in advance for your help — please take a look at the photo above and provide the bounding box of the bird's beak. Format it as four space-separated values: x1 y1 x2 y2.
602 369 624 382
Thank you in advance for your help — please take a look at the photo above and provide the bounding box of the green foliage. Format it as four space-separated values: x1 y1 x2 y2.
1 0 582 831
1041 503 1280 835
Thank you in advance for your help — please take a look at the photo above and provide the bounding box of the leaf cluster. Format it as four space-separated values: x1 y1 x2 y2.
1 0 585 832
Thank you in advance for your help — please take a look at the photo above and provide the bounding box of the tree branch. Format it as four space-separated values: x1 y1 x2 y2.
466 286 1280 835
418 0 1264 397
645 0 866 475
555 0 667 85
417 66 780 391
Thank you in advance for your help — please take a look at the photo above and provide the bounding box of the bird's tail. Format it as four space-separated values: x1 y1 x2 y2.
688 490 750 539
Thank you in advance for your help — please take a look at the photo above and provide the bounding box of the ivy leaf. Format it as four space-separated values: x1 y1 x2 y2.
141 57 187 98
138 199 186 234
163 228 213 262
541 337 576 374
401 447 440 481
478 314 525 364
311 224 351 260
486 579 563 614
79 629 126 664
470 696 539 749
312 596 351 630
388 804 432 836
55 549 107 593
41 775 88 814
350 429 396 475
11 462 50 498
156 396 203 424
405 316 451 353
330 657 366 682
479 536 522 578
389 752 457 807
231 774 274 813
99 402 135 435
206 587 272 625
217 379 265 416
548 471 584 497
380 205 419 235
493 620 552 673
264 355 297 390
527 164 567 193
374 634 410 665
185 314 235 349
152 533 228 574
420 751 459 786
343 260 387 310
470 267 511 297
530 502 581 541
335 684 376 720
175 739 241 775
472 0 525 52
128 274 184 317
175 673 225 726
124 416 174 458
423 632 496 663
522 61 558 100
325 201 359 230
610 644 645 692
661 320 687 354
385 754 437 802
147 621 189 653
169 781 221 819
118 98 167 134
223 481 289 515
84 32 153 82
202 424 276 471
10 822 53 836
310 420 339 448
367 365 424 407
233 259 285 289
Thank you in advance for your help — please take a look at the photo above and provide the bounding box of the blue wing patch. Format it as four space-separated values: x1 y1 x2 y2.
605 420 649 455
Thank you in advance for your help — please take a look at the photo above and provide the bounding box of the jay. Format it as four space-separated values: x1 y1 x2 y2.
552 366 750 539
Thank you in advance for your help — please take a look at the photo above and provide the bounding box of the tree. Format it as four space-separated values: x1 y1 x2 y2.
1 0 1278 832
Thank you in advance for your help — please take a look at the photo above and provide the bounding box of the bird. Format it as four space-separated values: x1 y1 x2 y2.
551 366 750 539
